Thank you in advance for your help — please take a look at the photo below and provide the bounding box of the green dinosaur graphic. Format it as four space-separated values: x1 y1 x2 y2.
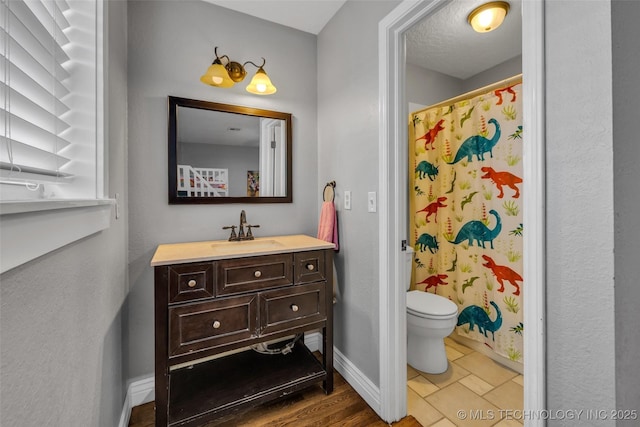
457 301 503 341
445 171 457 194
446 252 457 272
460 106 475 128
449 118 501 164
461 191 478 211
449 210 502 249
462 276 479 293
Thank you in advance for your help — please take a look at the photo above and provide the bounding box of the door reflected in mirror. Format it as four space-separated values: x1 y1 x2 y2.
168 96 292 204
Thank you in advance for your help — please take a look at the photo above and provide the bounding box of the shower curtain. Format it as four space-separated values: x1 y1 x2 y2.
409 77 523 363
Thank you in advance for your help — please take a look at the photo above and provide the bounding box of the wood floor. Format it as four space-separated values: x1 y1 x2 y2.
129 370 422 427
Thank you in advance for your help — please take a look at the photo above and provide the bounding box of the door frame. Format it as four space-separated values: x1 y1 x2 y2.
377 0 546 423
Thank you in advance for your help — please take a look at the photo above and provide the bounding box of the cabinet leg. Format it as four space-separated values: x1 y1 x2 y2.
322 326 334 394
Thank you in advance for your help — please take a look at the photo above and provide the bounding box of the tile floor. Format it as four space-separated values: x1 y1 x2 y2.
407 337 523 427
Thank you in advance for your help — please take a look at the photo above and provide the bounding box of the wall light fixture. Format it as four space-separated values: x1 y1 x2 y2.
467 1 510 33
200 47 277 95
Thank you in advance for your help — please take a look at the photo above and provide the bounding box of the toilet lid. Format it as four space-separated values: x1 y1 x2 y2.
406 290 457 317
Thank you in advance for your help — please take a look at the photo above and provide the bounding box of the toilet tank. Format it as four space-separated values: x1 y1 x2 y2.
405 246 414 291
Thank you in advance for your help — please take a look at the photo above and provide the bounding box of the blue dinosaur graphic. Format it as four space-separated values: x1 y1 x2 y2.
448 118 501 164
457 301 503 340
448 209 502 249
415 160 439 181
415 233 439 254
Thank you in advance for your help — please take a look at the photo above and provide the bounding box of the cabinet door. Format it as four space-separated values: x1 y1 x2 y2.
168 262 215 304
169 295 257 357
294 251 326 284
259 282 326 335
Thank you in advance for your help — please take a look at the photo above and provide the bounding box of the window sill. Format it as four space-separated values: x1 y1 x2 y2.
0 199 115 274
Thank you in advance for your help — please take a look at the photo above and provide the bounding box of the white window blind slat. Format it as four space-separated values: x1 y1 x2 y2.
55 0 70 13
6 8 70 78
2 83 71 135
0 62 69 114
11 0 70 61
0 111 71 155
0 29 70 99
0 137 70 173
39 0 70 43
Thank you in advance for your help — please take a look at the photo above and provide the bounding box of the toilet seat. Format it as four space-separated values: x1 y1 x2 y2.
407 290 457 319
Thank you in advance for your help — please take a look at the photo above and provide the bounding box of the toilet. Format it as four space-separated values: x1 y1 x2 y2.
405 248 458 374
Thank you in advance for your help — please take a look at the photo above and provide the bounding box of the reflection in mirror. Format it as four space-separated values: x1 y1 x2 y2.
168 96 292 204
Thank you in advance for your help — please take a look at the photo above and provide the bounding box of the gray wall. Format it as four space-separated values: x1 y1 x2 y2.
461 55 522 93
0 1 129 426
406 63 462 107
126 0 318 380
612 0 640 421
317 0 401 386
545 0 617 418
407 56 522 112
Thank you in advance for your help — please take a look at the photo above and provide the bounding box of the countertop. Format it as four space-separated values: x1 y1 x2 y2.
150 234 335 266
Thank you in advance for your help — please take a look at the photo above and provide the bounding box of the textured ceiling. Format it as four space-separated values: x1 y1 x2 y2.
406 0 522 79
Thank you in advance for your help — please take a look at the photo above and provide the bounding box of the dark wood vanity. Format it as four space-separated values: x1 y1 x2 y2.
152 235 334 426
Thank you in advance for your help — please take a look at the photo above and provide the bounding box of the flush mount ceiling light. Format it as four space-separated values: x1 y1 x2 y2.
200 46 277 95
467 1 510 33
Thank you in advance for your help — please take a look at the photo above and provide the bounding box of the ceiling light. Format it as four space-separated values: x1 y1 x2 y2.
467 1 510 33
200 47 277 95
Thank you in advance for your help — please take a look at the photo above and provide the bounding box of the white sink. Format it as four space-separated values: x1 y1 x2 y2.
210 239 285 253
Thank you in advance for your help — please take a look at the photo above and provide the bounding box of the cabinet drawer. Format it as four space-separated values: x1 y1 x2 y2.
294 251 326 284
169 295 257 357
168 262 215 304
216 254 293 296
259 282 326 335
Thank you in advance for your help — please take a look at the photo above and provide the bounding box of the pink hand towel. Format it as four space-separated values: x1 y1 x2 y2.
317 201 339 251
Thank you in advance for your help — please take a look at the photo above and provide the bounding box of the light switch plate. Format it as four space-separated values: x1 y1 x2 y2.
368 191 377 213
344 190 351 210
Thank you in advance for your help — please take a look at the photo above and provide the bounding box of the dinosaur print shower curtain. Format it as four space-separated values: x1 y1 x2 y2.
409 78 523 364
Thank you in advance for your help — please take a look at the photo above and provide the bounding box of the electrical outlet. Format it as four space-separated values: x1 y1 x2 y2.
368 191 377 213
344 190 351 210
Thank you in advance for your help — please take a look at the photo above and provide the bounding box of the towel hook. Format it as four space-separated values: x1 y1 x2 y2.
323 181 336 202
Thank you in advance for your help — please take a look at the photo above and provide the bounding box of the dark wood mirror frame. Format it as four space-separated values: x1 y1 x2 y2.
168 96 292 204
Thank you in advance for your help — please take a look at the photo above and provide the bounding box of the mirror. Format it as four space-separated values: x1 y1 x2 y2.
168 96 292 204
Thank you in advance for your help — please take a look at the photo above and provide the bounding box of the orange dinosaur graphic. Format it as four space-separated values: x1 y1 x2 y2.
416 274 448 292
416 197 447 223
482 255 523 296
494 84 517 105
416 119 445 150
481 166 522 199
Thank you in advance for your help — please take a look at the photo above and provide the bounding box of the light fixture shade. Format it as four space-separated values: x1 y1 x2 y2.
468 1 510 33
246 68 277 95
200 62 235 87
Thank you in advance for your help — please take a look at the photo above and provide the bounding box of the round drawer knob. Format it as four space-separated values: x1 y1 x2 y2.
212 320 221 329
306 264 315 271
254 270 262 278
291 304 299 312
187 279 197 288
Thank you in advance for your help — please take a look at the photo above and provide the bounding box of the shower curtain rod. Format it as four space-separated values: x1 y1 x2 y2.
412 73 523 116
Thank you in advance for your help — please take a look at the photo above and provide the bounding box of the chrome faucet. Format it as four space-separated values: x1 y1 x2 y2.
223 210 259 241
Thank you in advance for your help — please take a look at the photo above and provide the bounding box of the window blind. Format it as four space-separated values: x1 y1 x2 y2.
1 0 74 185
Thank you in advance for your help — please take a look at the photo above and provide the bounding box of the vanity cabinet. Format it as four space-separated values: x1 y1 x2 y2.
152 236 334 427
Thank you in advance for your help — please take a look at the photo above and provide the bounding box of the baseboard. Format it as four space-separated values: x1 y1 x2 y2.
118 376 155 427
304 331 322 352
118 333 381 425
333 347 381 414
